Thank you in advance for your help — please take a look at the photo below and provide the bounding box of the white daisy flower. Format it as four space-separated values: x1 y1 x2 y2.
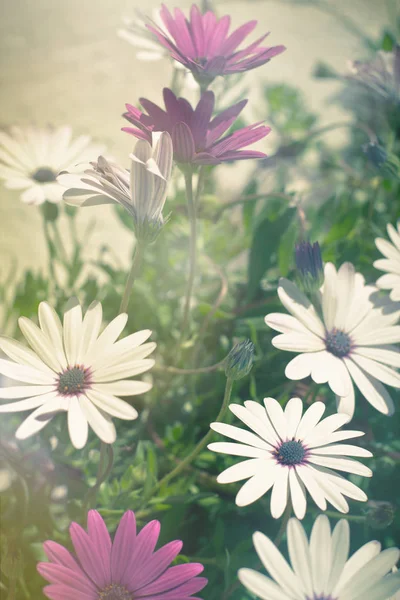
208 397 372 519
59 132 173 243
374 222 400 302
0 126 105 205
0 299 155 449
118 9 169 62
347 46 400 105
239 515 400 600
265 262 400 419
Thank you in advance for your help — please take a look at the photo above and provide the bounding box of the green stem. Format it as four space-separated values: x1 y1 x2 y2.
324 510 366 522
154 360 225 375
273 499 292 547
41 217 57 293
119 241 146 314
51 220 69 266
180 171 197 339
84 443 114 512
149 377 234 496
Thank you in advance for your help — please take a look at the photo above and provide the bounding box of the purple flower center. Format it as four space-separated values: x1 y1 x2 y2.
307 596 336 600
98 583 132 600
274 440 306 466
57 366 91 396
31 167 57 183
325 328 352 358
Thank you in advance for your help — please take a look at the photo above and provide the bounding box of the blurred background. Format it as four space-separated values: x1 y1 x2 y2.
0 0 390 276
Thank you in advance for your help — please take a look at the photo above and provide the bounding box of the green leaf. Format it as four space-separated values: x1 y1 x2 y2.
247 206 296 300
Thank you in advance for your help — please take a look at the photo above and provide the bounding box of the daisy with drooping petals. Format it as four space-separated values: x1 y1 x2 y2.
374 221 400 302
0 126 105 205
208 397 372 519
59 132 173 243
38 509 207 600
265 262 400 419
346 45 400 105
239 515 400 600
118 9 170 62
146 4 286 87
122 88 270 165
0 299 155 449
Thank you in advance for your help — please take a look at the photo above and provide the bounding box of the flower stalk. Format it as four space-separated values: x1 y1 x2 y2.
181 170 197 339
119 240 146 314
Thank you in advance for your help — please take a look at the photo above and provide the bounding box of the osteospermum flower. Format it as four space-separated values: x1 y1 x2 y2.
146 4 285 86
208 397 372 519
374 221 400 302
265 262 400 419
347 45 400 105
59 132 173 243
38 509 207 600
118 9 170 61
122 88 270 165
0 299 155 449
239 515 400 600
0 126 104 205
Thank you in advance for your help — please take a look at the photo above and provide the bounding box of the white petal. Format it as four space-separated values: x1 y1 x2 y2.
295 402 326 441
210 422 272 450
93 359 155 382
326 519 350 593
0 358 55 385
287 518 313 598
295 465 327 511
208 442 269 459
79 396 116 444
311 468 349 513
272 333 325 352
354 326 400 346
238 568 290 600
344 358 395 415
310 514 331 595
310 351 351 397
68 396 88 449
235 465 278 507
0 391 57 412
78 301 103 363
0 385 54 399
335 381 355 420
307 455 372 477
284 397 303 439
253 530 303 597
334 262 356 330
231 402 280 446
321 429 364 444
277 279 325 337
86 389 138 420
376 237 400 261
216 458 263 484
21 185 46 205
264 313 314 335
324 472 368 502
289 469 307 519
86 313 128 363
18 317 62 372
333 540 381 596
376 273 400 289
285 353 315 380
92 342 156 372
263 397 287 441
270 467 289 518
15 398 65 439
38 302 67 369
310 443 372 458
350 354 400 388
387 222 400 250
353 571 400 600
303 413 352 448
0 336 55 375
92 380 152 396
63 298 83 366
340 548 400 600
322 262 337 331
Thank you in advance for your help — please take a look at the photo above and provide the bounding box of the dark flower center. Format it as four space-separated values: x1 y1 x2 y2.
325 328 352 358
31 167 57 183
307 596 336 600
57 366 91 396
274 440 306 466
98 584 132 600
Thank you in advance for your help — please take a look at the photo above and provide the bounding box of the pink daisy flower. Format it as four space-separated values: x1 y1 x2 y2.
147 4 286 86
122 88 270 165
37 510 207 600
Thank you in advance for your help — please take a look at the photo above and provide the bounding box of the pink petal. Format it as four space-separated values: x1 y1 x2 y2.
43 541 81 571
87 510 112 583
136 563 204 596
172 122 196 163
207 14 231 55
136 575 208 600
126 540 183 591
110 510 137 583
119 520 161 588
204 56 227 76
191 91 214 148
69 522 108 588
37 563 97 595
218 149 267 161
220 20 258 55
121 127 153 143
189 5 205 56
139 98 170 130
172 7 196 57
43 584 96 600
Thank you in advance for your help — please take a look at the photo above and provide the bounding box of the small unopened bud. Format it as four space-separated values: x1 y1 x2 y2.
363 500 395 530
40 200 59 222
225 340 254 381
363 142 400 179
295 241 324 295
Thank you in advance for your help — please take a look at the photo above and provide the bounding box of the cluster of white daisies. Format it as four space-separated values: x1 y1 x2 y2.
0 121 399 598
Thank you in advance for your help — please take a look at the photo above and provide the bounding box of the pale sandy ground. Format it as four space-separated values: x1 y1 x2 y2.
0 0 390 280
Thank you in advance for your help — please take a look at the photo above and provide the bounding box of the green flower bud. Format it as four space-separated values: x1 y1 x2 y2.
295 241 324 295
225 340 254 381
363 500 395 530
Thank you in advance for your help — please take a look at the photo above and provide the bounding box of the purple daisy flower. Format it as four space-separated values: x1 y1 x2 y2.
37 510 207 600
122 88 270 165
146 4 286 86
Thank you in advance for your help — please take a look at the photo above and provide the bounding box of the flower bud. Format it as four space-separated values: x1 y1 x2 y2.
363 500 395 530
363 142 400 179
295 241 324 295
225 340 254 381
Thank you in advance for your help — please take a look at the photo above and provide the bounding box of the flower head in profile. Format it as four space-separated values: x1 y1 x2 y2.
60 132 173 243
374 221 400 302
0 126 104 205
239 515 400 600
0 299 155 449
208 396 372 519
146 4 285 86
38 509 207 600
118 9 169 61
347 46 400 105
265 262 400 419
122 88 270 165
